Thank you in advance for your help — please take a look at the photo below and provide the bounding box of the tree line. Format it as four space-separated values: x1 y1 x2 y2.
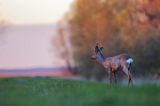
65 0 160 80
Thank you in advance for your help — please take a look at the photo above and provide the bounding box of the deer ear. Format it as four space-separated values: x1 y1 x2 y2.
100 47 103 50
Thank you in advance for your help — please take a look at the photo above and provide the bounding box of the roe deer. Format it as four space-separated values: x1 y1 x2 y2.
91 43 133 86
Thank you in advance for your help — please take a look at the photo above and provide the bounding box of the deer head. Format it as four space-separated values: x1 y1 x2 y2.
91 43 104 60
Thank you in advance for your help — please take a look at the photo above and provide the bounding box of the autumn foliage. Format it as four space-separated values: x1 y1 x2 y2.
67 0 160 79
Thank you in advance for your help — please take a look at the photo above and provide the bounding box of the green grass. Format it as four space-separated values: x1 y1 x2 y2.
0 77 160 106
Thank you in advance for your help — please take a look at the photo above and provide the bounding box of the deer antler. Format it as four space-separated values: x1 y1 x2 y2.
96 42 99 46
96 42 103 48
99 42 103 47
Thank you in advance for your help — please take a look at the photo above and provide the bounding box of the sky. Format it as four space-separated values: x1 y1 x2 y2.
0 0 74 25
0 0 74 69
0 25 65 69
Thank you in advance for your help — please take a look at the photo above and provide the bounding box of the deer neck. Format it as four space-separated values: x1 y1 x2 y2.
96 52 106 63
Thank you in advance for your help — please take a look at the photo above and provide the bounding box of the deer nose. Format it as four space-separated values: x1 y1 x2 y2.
91 55 96 60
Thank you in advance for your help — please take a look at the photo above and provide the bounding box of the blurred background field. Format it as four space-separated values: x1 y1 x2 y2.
1 0 160 79
0 0 160 105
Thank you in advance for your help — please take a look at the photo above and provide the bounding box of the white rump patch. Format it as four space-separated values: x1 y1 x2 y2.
126 58 133 64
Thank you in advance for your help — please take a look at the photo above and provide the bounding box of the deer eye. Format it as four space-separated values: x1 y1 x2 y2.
100 47 103 50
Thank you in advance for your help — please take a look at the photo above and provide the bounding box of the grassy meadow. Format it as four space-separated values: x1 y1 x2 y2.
0 77 160 106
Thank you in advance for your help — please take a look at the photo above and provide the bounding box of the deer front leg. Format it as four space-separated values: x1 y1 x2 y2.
113 71 117 84
111 67 117 84
106 68 112 85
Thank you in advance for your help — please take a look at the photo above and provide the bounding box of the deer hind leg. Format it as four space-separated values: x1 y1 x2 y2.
128 71 133 86
127 63 133 86
122 66 132 86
